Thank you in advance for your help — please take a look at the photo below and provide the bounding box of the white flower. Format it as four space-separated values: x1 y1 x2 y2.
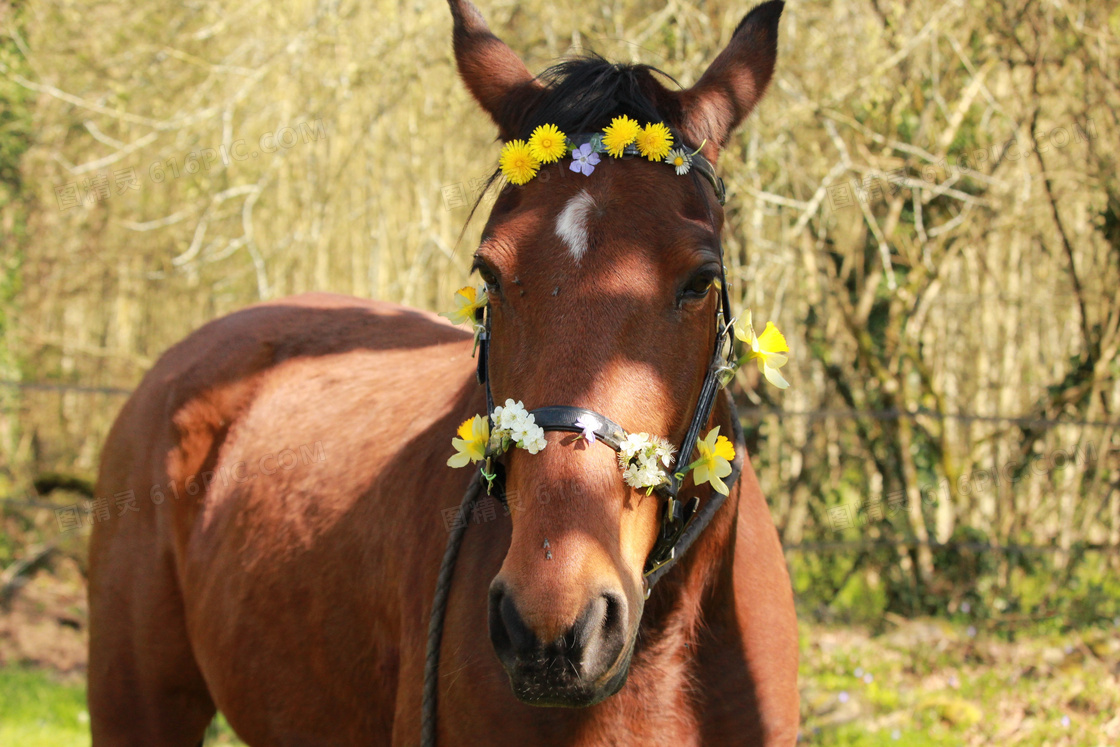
622 463 642 487
651 436 676 467
639 462 664 486
489 398 548 456
618 431 674 490
665 148 692 176
574 414 600 444
509 418 534 443
521 428 547 454
622 459 668 490
493 398 531 433
619 432 651 460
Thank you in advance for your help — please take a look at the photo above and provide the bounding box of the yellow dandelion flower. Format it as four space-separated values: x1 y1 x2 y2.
602 115 641 158
448 414 490 468
499 140 540 185
635 122 673 162
528 124 568 164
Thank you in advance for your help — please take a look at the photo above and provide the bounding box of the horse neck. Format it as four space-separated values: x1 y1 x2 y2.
637 394 744 654
640 489 739 640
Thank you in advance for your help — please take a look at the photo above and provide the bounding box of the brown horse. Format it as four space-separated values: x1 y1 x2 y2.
87 1 798 744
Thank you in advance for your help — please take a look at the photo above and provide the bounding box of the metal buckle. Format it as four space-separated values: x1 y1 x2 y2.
644 546 676 578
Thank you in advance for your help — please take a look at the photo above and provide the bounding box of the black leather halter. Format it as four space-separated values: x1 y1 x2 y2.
471 144 742 589
421 140 746 747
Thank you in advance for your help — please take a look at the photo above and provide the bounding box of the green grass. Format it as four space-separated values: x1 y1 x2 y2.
0 667 87 747
797 620 1120 746
0 667 245 746
4 619 1117 746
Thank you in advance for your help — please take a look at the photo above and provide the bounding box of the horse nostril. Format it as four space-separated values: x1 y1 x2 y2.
603 591 625 639
488 583 537 666
569 591 627 676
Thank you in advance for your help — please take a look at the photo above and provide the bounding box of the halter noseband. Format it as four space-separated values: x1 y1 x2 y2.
473 142 742 588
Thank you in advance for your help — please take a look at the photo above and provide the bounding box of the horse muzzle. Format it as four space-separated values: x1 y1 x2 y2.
488 580 637 707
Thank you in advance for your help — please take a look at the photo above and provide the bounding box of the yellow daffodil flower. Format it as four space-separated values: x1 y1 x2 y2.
440 286 487 327
499 139 540 185
733 309 756 346
528 124 568 164
687 426 736 495
448 414 490 467
734 310 791 389
602 115 641 158
635 122 673 162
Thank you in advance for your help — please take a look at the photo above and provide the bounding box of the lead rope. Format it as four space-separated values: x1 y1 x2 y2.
421 467 483 747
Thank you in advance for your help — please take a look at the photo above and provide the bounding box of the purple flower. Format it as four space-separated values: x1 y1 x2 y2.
570 143 601 176
574 414 600 444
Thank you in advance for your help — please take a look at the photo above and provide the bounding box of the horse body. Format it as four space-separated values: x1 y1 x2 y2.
90 1 800 743
89 295 469 744
89 293 796 745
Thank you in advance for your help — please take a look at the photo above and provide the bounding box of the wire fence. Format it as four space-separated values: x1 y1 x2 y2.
5 378 1118 429
4 378 1116 556
3 489 1115 555
3 493 1115 555
782 538 1120 554
736 406 1119 430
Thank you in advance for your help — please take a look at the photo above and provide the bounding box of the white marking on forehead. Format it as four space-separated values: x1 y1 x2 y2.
555 189 597 263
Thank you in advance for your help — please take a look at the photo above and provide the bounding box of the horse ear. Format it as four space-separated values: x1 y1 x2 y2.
676 0 783 159
448 0 541 140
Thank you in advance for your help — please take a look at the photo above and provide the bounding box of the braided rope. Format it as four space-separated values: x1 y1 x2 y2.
421 469 483 747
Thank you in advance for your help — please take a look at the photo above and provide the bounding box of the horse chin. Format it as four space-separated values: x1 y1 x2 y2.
507 651 633 708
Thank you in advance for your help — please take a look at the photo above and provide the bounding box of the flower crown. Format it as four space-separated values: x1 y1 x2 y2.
499 116 703 186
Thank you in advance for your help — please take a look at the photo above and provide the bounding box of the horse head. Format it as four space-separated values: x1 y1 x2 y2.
447 0 783 707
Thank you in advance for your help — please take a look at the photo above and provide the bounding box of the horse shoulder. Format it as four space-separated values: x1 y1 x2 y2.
97 293 483 742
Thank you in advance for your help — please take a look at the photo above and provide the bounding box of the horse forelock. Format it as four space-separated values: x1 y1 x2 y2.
503 55 686 142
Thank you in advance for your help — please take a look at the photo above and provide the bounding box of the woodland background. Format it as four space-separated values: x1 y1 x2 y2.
0 0 1119 742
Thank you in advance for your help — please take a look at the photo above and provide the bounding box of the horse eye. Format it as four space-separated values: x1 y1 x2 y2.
474 262 500 293
680 272 715 302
